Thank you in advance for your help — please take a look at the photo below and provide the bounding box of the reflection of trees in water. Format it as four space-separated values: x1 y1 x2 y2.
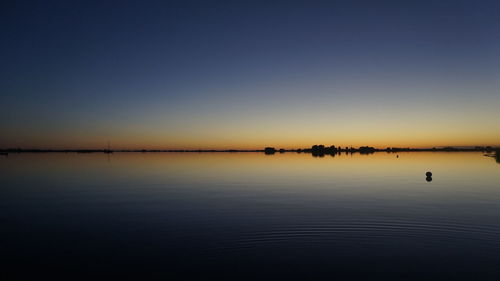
483 151 500 164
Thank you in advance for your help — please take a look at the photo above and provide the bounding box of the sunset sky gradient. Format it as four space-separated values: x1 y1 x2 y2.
1 0 499 149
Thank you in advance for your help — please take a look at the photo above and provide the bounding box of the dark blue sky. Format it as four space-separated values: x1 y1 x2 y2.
1 0 499 148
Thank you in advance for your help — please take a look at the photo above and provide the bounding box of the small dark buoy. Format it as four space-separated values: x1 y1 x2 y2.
396 155 399 158
426 176 432 182
426 171 432 177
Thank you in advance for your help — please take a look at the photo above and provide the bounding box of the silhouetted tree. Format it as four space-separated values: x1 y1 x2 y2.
264 147 276 155
311 144 325 157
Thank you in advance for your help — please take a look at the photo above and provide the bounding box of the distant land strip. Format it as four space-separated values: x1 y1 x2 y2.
0 145 498 156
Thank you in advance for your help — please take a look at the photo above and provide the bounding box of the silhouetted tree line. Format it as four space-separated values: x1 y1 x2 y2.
0 146 498 155
263 145 376 156
261 145 498 156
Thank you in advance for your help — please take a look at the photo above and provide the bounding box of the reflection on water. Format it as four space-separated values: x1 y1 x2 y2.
1 152 500 280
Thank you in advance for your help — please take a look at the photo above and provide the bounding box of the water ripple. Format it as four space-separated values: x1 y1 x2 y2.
204 219 500 254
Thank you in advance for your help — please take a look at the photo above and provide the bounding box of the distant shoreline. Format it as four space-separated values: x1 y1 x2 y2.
0 146 498 155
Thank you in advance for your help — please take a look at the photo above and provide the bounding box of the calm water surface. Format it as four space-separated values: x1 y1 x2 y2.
1 152 499 280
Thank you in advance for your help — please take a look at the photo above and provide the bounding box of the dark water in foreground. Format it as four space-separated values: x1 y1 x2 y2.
1 152 500 280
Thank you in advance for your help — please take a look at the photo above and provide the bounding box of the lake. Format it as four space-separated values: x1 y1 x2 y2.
1 152 499 280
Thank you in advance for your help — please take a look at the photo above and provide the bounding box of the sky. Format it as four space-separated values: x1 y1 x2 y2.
1 0 500 149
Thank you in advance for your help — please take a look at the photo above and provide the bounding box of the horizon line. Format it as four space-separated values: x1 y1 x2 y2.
1 144 499 152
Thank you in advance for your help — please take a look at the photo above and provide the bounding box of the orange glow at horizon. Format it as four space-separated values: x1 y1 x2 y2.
2 132 499 150
2 95 499 150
